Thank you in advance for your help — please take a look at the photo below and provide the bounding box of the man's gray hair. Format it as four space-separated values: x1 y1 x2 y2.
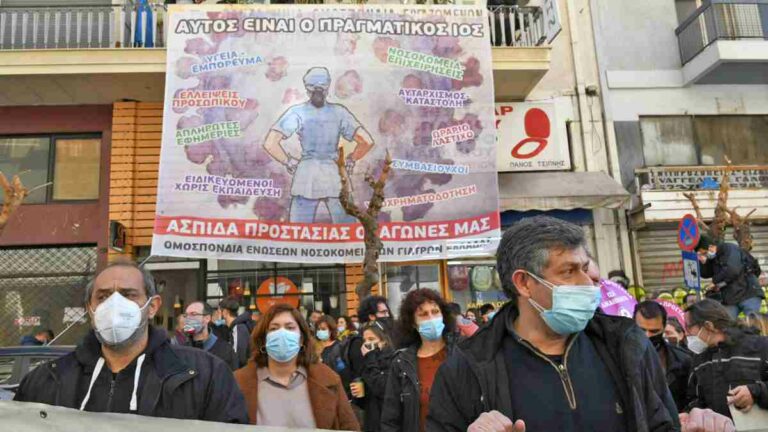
84 260 157 304
496 216 587 305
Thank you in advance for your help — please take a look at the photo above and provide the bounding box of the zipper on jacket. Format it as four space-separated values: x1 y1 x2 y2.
107 376 116 412
519 337 578 410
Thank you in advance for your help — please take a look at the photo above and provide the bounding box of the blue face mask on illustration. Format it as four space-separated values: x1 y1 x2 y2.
526 272 602 336
418 317 445 341
266 328 301 363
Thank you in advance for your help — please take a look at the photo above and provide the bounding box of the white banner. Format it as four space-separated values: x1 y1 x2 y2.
495 102 571 172
0 401 336 432
153 4 500 263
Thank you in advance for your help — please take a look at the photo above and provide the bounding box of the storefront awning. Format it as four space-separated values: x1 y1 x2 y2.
498 172 630 212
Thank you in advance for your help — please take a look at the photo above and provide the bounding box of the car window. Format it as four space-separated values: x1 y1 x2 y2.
27 357 54 374
0 358 15 385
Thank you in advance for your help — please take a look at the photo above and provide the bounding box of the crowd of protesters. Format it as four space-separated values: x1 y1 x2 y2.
13 216 768 432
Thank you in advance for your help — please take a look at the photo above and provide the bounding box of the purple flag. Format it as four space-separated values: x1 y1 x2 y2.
599 279 638 318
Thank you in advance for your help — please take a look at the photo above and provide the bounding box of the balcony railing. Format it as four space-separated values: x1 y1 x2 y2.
636 165 768 191
0 1 167 50
676 0 768 65
488 5 554 47
0 2 555 51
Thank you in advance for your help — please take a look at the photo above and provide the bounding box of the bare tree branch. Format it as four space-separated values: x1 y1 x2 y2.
0 172 29 236
337 149 392 300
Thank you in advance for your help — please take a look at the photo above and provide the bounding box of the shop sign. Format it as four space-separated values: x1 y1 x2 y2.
256 276 300 312
495 102 571 172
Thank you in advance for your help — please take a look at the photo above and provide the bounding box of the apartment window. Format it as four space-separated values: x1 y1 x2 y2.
0 135 101 204
640 116 768 166
384 263 441 318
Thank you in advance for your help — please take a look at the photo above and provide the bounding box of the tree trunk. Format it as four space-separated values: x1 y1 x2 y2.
337 150 392 301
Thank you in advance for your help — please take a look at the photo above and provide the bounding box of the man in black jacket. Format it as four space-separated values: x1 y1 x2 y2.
14 261 248 423
427 216 680 431
696 234 763 318
634 300 692 412
183 301 238 370
219 296 252 368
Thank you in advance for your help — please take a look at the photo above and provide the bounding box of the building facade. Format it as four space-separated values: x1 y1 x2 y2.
590 0 768 297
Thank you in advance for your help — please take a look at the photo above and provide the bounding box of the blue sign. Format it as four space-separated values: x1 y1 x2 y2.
682 250 701 292
678 214 700 252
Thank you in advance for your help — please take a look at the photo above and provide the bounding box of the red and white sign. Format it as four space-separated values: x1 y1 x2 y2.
257 276 300 312
495 102 571 172
14 316 41 327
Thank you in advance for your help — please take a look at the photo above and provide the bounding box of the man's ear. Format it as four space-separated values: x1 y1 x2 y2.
148 295 162 319
511 270 532 299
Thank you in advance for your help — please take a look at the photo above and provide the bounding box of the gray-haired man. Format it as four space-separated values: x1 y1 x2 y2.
428 216 735 431
14 261 247 423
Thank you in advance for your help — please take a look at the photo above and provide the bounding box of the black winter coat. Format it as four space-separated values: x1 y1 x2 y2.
687 328 768 418
381 341 457 432
230 313 253 368
662 342 693 413
14 326 248 423
426 303 680 432
700 242 763 305
361 347 395 432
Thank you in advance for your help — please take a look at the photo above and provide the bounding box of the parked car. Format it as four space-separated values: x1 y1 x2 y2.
0 345 74 400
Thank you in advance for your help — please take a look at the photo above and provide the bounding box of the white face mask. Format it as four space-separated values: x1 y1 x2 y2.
92 292 153 346
686 328 709 354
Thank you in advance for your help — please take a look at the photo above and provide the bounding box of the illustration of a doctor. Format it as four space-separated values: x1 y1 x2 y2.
263 67 375 223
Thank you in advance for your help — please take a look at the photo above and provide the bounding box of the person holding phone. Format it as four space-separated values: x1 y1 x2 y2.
353 321 395 432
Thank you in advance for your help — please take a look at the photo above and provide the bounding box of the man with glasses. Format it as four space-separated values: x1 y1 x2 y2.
183 301 238 370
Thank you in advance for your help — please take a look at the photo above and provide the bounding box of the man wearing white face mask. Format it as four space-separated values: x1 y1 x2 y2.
183 301 238 370
14 261 248 423
429 216 736 432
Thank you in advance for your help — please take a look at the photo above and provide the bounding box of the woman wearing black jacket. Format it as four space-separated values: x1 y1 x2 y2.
353 321 395 432
686 299 768 418
381 289 456 432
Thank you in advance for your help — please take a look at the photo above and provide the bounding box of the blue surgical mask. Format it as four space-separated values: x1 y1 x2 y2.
527 272 602 336
316 329 330 341
337 325 346 333
266 328 301 363
487 311 497 321
417 317 445 341
706 251 717 259
184 318 205 335
213 318 226 327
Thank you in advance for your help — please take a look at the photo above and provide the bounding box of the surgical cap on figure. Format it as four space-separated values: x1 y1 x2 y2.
304 67 331 90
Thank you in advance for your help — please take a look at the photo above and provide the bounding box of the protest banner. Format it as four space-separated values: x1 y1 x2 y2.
152 4 499 263
599 279 638 318
0 401 336 432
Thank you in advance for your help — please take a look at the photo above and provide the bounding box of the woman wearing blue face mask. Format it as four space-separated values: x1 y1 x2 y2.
234 304 359 430
380 288 456 432
314 315 340 366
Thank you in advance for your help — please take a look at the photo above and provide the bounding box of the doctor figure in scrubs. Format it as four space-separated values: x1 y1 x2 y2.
263 67 375 223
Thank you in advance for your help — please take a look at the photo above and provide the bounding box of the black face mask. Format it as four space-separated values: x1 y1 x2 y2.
649 333 665 351
376 317 394 332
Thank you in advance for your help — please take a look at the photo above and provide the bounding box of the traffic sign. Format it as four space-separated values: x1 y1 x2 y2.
678 214 700 252
682 250 701 292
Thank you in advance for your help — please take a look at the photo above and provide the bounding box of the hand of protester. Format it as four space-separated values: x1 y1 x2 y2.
728 385 754 412
361 343 373 357
468 411 525 432
705 283 719 293
350 381 365 398
680 408 735 432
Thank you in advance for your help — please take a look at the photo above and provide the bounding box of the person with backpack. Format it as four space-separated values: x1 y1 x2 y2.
696 234 764 318
219 296 254 368
316 315 354 400
381 288 457 432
